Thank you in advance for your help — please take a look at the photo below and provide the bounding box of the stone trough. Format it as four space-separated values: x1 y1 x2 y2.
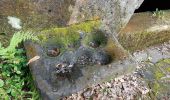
24 10 170 99
0 0 170 99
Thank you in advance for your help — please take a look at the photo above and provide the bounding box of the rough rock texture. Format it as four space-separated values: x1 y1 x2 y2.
64 41 170 100
6 0 170 99
0 0 143 41
119 10 170 52
69 0 144 37
24 11 170 100
24 41 136 100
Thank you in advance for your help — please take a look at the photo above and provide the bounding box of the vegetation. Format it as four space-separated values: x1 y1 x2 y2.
82 30 107 48
38 20 101 51
0 31 40 99
153 8 165 19
118 30 170 52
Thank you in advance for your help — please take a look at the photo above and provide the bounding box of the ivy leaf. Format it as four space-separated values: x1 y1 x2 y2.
0 79 4 87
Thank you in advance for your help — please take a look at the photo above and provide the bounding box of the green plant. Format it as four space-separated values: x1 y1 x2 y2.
153 8 164 19
0 31 40 99
0 31 39 59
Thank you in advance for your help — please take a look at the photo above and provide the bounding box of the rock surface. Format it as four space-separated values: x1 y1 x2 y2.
119 10 170 52
2 0 170 99
24 11 170 99
68 0 144 37
24 41 136 100
0 0 144 44
64 41 170 100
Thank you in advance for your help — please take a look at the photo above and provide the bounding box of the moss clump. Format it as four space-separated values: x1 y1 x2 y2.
157 59 170 72
154 70 165 80
147 59 170 98
38 20 101 51
82 30 107 48
162 59 170 64
153 82 160 93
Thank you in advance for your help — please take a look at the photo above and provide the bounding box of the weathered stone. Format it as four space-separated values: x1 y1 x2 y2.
0 0 144 41
63 40 170 100
5 0 170 100
130 40 170 99
68 0 144 36
24 41 136 100
119 11 170 52
143 58 170 99
23 10 170 99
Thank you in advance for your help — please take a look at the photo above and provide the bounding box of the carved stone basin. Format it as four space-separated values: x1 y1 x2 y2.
2 0 170 99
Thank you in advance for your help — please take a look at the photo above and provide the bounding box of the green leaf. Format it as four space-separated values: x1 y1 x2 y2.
0 79 4 87
16 71 21 74
6 88 11 93
11 89 17 97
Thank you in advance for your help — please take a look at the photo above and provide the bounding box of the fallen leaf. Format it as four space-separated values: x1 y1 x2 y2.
27 56 40 65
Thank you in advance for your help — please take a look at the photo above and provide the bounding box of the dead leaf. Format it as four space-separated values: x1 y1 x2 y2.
27 56 40 65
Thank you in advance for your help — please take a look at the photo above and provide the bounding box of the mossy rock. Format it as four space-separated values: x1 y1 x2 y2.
37 20 101 53
119 11 170 52
82 30 107 48
144 59 170 99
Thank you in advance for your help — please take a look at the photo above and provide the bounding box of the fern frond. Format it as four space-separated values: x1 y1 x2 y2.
0 31 39 58
8 31 39 51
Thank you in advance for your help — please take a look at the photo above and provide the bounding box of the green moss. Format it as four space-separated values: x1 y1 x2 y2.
156 59 170 72
119 30 170 52
38 20 101 50
153 82 160 96
147 59 170 98
154 70 165 80
154 60 168 80
162 59 170 64
166 67 170 72
82 30 107 47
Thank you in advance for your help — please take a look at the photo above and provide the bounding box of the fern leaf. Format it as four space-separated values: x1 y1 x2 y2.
0 31 39 58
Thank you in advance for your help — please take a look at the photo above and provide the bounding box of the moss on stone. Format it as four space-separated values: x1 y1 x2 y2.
119 30 170 52
38 20 101 51
157 59 170 72
166 67 170 72
162 59 170 64
154 70 165 80
149 58 170 98
152 82 160 96
82 30 107 48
